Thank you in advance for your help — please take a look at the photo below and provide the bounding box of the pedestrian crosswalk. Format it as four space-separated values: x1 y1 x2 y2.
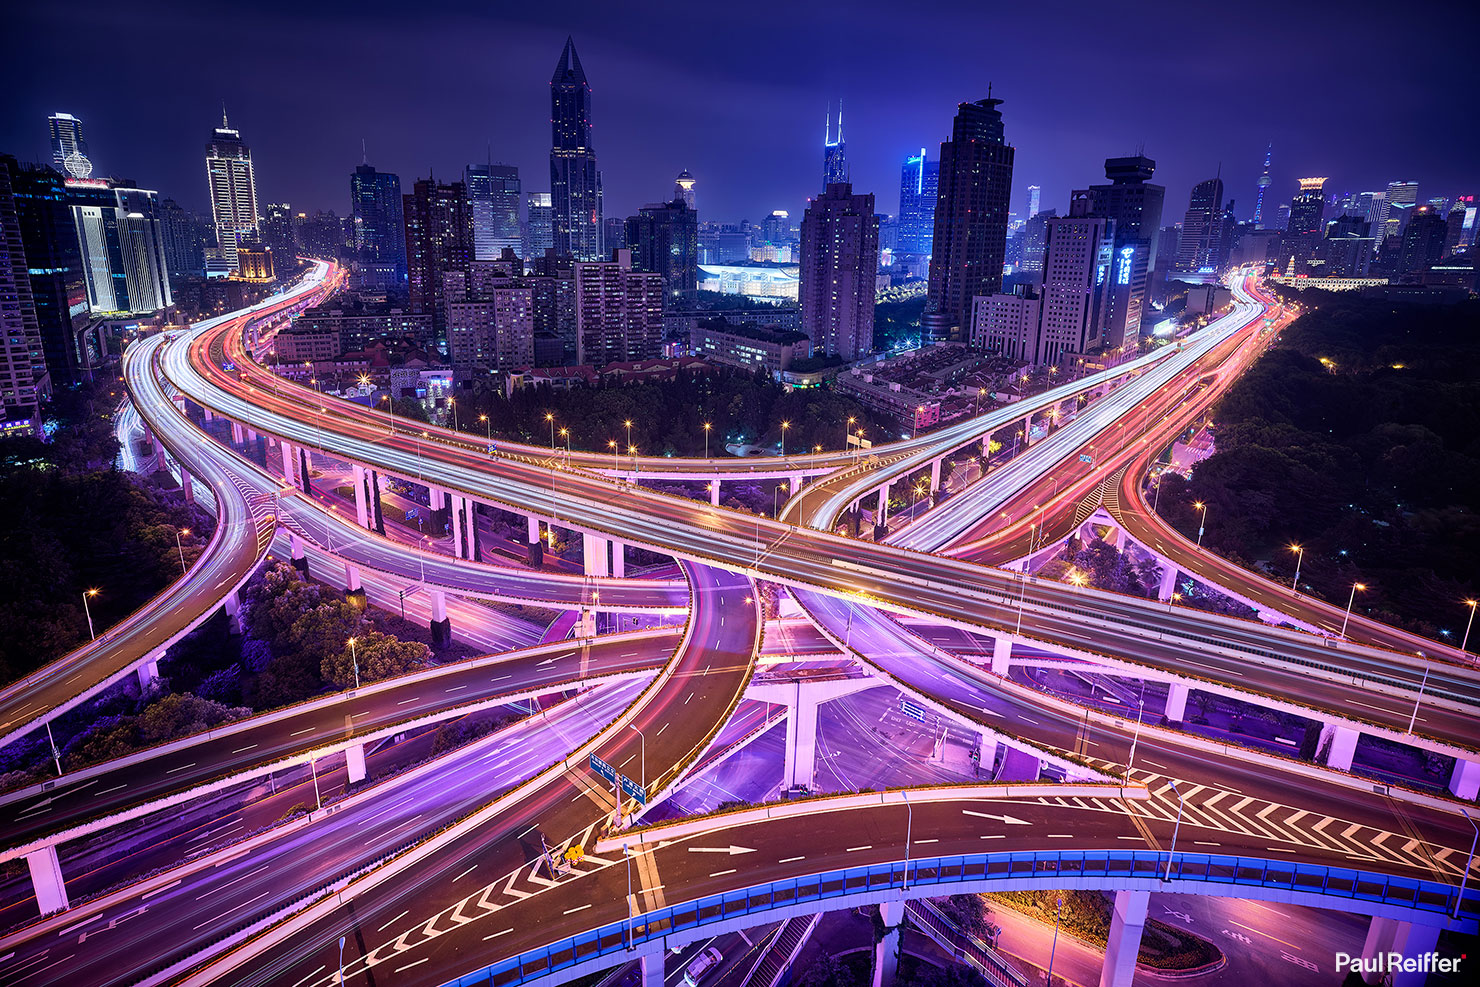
1026 755 1472 881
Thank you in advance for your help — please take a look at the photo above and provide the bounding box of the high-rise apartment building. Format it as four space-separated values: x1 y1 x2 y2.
1176 177 1225 271
204 111 260 273
1037 217 1114 363
799 183 879 361
48 113 92 179
1444 198 1473 257
897 149 939 256
1397 205 1446 274
525 192 555 257
351 163 406 281
261 201 297 259
924 96 1015 342
1 156 98 385
1383 181 1419 241
0 161 51 431
402 177 473 338
549 37 602 259
159 199 208 278
574 249 663 365
446 266 534 375
970 286 1040 363
68 182 173 315
1359 191 1387 235
466 163 521 260
1070 154 1164 352
625 199 698 302
823 104 848 187
1025 185 1041 220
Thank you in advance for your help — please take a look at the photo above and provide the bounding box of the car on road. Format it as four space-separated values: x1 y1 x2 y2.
682 946 723 986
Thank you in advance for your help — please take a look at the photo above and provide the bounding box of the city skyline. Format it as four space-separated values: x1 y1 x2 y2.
4 1 1473 228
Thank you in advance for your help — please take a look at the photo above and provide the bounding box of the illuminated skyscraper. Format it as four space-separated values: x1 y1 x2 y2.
625 199 698 301
823 104 848 187
1176 177 1225 271
68 182 173 315
799 183 879 361
1252 144 1272 228
924 95 1015 342
402 176 473 338
1070 154 1164 352
1025 185 1041 219
549 37 602 259
1037 216 1114 364
466 162 521 259
1285 177 1327 267
897 149 939 255
525 192 554 257
48 113 92 179
351 163 406 281
205 110 260 273
1383 181 1419 241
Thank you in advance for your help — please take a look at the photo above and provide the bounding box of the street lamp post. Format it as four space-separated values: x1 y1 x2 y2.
449 395 459 432
624 843 635 949
1163 780 1184 880
780 420 790 458
545 413 556 453
83 588 99 640
1457 809 1477 919
338 936 346 985
774 484 787 519
845 416 856 453
1046 895 1064 987
608 440 619 470
1462 599 1478 656
1289 544 1304 592
703 421 712 459
1408 652 1430 734
480 414 491 446
348 636 360 690
1340 582 1366 637
624 419 633 453
1124 698 1145 783
175 528 190 575
902 790 912 890
1193 501 1208 549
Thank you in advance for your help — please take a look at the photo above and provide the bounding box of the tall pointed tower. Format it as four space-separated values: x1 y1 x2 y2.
549 37 602 259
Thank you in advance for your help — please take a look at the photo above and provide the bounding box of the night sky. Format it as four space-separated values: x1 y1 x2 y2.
5 0 1474 227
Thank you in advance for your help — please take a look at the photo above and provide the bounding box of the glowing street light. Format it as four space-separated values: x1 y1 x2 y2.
780 420 790 458
82 588 99 641
479 413 491 446
175 528 191 575
1193 501 1208 549
1289 544 1304 592
545 413 556 453
348 636 360 690
1340 582 1366 638
702 421 712 459
1462 599 1478 656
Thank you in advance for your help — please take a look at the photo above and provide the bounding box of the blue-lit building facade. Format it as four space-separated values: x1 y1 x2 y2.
896 149 938 256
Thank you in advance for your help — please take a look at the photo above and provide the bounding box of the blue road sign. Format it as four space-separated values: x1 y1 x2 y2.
1079 454 1093 464
620 774 647 805
900 699 927 723
589 753 616 785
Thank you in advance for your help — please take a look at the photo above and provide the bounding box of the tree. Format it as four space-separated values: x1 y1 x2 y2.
322 630 430 689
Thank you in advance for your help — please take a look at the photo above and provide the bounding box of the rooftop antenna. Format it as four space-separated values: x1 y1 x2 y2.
824 102 830 145
361 139 367 166
221 101 229 128
837 99 843 142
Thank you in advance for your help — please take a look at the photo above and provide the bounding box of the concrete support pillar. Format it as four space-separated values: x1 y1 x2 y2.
1359 916 1398 984
370 471 385 534
429 589 450 647
583 532 610 578
289 532 309 575
1097 889 1149 987
1388 922 1441 987
428 486 450 537
709 478 721 506
345 563 366 608
929 458 942 494
527 516 545 567
223 590 242 634
981 434 991 458
874 899 905 987
1022 414 1033 447
783 684 821 789
345 743 367 785
1449 757 1480 801
789 474 802 496
526 513 541 544
280 440 294 484
231 422 245 445
1320 722 1360 771
450 495 465 560
246 428 257 444
136 658 160 691
352 464 370 529
25 845 68 915
611 540 625 578
155 443 168 471
639 952 664 987
1164 683 1189 724
179 468 194 503
976 731 999 778
1156 565 1179 602
298 446 312 495
990 635 1012 676
468 500 482 563
202 407 213 422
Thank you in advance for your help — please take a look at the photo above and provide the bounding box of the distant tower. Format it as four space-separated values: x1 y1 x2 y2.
674 170 696 210
1253 143 1272 228
1025 185 1041 219
48 113 92 179
823 103 848 187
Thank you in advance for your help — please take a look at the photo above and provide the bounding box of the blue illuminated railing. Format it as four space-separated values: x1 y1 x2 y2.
439 850 1478 987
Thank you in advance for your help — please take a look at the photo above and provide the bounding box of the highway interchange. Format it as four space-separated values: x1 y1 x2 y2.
0 263 1476 987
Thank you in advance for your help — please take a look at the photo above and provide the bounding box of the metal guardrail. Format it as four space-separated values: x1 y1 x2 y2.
437 849 1479 987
